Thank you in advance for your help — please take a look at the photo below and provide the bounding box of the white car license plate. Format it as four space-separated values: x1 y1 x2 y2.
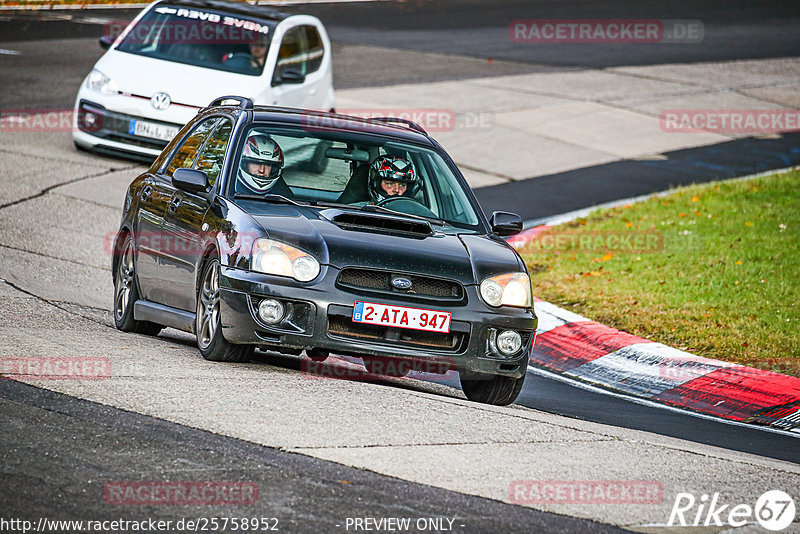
352 301 451 333
129 119 179 141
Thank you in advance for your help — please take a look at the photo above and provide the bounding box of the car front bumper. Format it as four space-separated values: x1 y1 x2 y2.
72 92 196 160
219 266 537 378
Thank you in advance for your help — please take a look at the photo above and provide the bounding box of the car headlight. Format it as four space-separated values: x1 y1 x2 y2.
86 69 119 95
251 238 320 282
480 273 531 308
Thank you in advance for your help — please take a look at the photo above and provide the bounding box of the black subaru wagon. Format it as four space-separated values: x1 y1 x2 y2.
113 96 537 405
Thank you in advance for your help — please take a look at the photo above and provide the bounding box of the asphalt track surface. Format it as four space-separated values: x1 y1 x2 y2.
2 0 800 530
1 379 624 533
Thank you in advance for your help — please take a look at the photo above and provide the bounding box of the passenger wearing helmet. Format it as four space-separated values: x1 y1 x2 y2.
236 132 293 197
367 156 421 204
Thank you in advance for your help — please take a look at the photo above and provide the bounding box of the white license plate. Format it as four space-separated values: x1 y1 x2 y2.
352 301 451 333
129 119 179 141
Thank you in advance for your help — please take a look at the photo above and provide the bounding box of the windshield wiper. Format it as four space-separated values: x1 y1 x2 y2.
233 193 307 207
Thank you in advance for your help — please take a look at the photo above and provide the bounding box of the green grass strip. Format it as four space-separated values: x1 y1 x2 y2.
520 169 799 376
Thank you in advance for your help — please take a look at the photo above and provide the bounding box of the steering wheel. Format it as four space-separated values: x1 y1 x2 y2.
223 52 253 62
376 196 437 218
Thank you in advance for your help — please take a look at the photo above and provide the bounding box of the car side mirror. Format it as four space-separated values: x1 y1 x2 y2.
99 35 113 50
274 68 305 85
172 168 210 195
490 211 523 236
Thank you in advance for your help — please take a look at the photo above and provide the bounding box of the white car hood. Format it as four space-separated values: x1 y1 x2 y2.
96 49 264 107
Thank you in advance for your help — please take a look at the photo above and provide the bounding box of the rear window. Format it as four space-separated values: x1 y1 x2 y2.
115 5 276 76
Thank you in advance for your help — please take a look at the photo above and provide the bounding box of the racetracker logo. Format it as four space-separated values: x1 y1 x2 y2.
104 481 258 506
521 230 664 255
104 231 263 260
509 480 663 504
301 109 489 133
1 357 111 381
0 108 96 133
668 490 796 531
660 110 800 134
104 19 267 46
301 356 455 382
509 20 703 43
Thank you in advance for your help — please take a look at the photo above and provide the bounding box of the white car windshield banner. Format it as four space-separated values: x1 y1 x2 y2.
154 6 270 35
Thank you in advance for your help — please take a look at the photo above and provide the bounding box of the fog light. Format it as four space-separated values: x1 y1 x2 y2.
83 112 97 127
496 330 522 355
258 299 284 325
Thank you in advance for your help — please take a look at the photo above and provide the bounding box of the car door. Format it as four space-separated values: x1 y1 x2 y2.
148 116 221 306
133 172 172 303
160 117 232 312
268 23 331 109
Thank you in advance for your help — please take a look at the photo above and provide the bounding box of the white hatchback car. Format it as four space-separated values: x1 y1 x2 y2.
73 0 335 160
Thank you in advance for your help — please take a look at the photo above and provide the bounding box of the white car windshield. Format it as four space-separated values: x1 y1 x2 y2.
115 5 275 76
231 124 483 232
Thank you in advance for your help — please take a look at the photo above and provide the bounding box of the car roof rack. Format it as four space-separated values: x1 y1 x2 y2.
207 96 254 110
366 117 427 135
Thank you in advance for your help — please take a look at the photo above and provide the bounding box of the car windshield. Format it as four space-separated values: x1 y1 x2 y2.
229 123 484 232
115 5 275 76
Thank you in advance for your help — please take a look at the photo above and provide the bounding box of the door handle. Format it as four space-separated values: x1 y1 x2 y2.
140 185 153 202
168 196 181 213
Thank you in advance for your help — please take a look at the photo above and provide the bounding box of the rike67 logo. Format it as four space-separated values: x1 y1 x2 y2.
668 490 796 531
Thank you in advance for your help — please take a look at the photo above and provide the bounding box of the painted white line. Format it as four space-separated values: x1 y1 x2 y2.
527 364 800 438
0 49 21 55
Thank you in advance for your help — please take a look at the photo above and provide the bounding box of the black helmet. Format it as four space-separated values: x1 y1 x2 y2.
368 156 420 203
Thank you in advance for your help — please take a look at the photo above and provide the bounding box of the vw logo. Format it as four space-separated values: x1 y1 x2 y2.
150 92 171 110
391 277 413 290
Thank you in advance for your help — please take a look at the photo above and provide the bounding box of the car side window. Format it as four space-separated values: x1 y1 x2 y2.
305 26 324 74
165 118 220 177
273 25 324 82
193 120 232 186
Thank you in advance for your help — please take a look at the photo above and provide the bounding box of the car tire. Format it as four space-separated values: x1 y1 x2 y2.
196 257 253 363
459 370 526 406
113 233 162 336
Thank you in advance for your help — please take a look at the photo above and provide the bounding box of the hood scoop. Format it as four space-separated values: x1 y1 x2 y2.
328 211 433 237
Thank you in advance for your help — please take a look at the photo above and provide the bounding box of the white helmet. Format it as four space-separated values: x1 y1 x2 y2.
239 133 284 193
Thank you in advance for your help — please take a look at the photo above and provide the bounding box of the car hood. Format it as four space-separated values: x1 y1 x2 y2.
95 50 263 108
247 205 524 285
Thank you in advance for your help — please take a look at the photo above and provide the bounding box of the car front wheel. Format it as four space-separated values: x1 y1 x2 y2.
113 234 162 336
196 257 253 363
459 370 526 406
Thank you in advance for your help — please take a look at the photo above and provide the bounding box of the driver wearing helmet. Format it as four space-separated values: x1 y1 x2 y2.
367 155 421 204
236 132 293 197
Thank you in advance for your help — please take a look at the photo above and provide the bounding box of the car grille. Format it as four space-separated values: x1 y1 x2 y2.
327 314 468 352
337 268 464 300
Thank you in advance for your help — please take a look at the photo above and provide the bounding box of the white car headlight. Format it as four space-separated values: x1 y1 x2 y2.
480 273 531 308
86 69 119 95
251 238 320 282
